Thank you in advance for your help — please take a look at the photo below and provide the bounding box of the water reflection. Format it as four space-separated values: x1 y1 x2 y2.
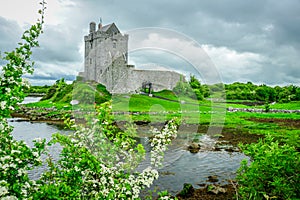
9 120 71 180
137 135 248 195
21 96 42 104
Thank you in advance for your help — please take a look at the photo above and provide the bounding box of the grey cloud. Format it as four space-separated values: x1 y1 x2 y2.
46 0 300 85
1 0 299 86
32 24 83 63
0 17 23 54
24 74 75 81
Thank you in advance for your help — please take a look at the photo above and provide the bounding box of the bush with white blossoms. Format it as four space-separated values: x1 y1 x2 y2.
0 1 47 199
0 1 179 199
34 102 178 199
150 120 178 168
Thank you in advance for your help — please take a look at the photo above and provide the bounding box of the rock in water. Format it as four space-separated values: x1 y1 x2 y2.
207 185 227 195
188 142 201 153
207 175 219 183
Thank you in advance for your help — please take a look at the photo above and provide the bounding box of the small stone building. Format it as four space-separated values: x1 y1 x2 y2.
79 21 183 94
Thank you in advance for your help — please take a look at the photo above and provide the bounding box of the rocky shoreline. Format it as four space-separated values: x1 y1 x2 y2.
14 104 300 122
11 105 70 123
12 106 263 153
174 183 237 200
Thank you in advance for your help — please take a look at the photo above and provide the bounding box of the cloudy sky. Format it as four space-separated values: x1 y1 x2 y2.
0 0 299 86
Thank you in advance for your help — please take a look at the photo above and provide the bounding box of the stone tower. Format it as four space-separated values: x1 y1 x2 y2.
83 21 129 91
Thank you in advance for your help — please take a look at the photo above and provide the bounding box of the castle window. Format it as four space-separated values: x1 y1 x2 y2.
123 53 127 62
100 69 102 74
90 58 92 64
113 43 116 48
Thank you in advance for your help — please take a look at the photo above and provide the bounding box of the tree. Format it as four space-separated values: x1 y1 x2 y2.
189 75 201 89
187 75 210 100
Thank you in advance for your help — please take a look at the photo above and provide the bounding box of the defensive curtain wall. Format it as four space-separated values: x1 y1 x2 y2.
79 21 183 94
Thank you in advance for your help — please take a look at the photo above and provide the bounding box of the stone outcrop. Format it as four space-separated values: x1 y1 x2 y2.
188 142 201 153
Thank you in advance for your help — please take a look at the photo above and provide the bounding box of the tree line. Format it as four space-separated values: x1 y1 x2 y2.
29 76 299 103
224 82 300 102
174 75 300 102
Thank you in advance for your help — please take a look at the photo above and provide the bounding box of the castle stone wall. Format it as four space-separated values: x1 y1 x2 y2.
110 68 182 94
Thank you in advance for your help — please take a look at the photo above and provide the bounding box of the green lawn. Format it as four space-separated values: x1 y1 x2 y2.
24 94 300 148
111 94 300 148
111 93 227 124
24 100 71 110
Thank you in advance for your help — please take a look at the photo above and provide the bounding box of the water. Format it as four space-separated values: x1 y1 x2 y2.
9 95 68 179
9 119 70 180
137 136 248 196
21 96 42 104
9 97 248 195
151 151 246 195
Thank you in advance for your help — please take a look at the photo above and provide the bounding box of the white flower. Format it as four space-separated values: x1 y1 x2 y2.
74 166 80 172
33 137 42 142
32 152 39 157
9 163 16 168
11 150 21 154
0 101 7 110
5 88 11 93
17 169 26 176
1 195 18 200
0 186 8 196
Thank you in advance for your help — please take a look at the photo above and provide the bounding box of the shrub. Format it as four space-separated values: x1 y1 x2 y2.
33 101 178 199
178 183 194 198
237 135 300 200
173 81 196 99
0 1 47 199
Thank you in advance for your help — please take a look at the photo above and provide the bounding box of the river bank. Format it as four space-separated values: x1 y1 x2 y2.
11 104 263 152
11 105 71 123
11 97 299 199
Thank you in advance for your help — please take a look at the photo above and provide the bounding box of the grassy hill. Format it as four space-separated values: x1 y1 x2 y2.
41 79 111 104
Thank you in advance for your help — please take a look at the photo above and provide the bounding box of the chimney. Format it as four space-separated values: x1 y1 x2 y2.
98 22 102 30
98 17 103 30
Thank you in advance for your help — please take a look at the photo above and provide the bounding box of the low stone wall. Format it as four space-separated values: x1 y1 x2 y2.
227 107 300 113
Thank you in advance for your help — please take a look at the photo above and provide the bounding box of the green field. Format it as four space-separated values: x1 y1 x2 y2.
110 92 300 148
24 84 300 149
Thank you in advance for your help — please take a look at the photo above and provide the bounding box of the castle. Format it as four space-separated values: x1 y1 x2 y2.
79 21 183 94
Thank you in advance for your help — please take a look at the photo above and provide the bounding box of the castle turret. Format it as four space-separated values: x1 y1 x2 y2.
89 22 96 33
